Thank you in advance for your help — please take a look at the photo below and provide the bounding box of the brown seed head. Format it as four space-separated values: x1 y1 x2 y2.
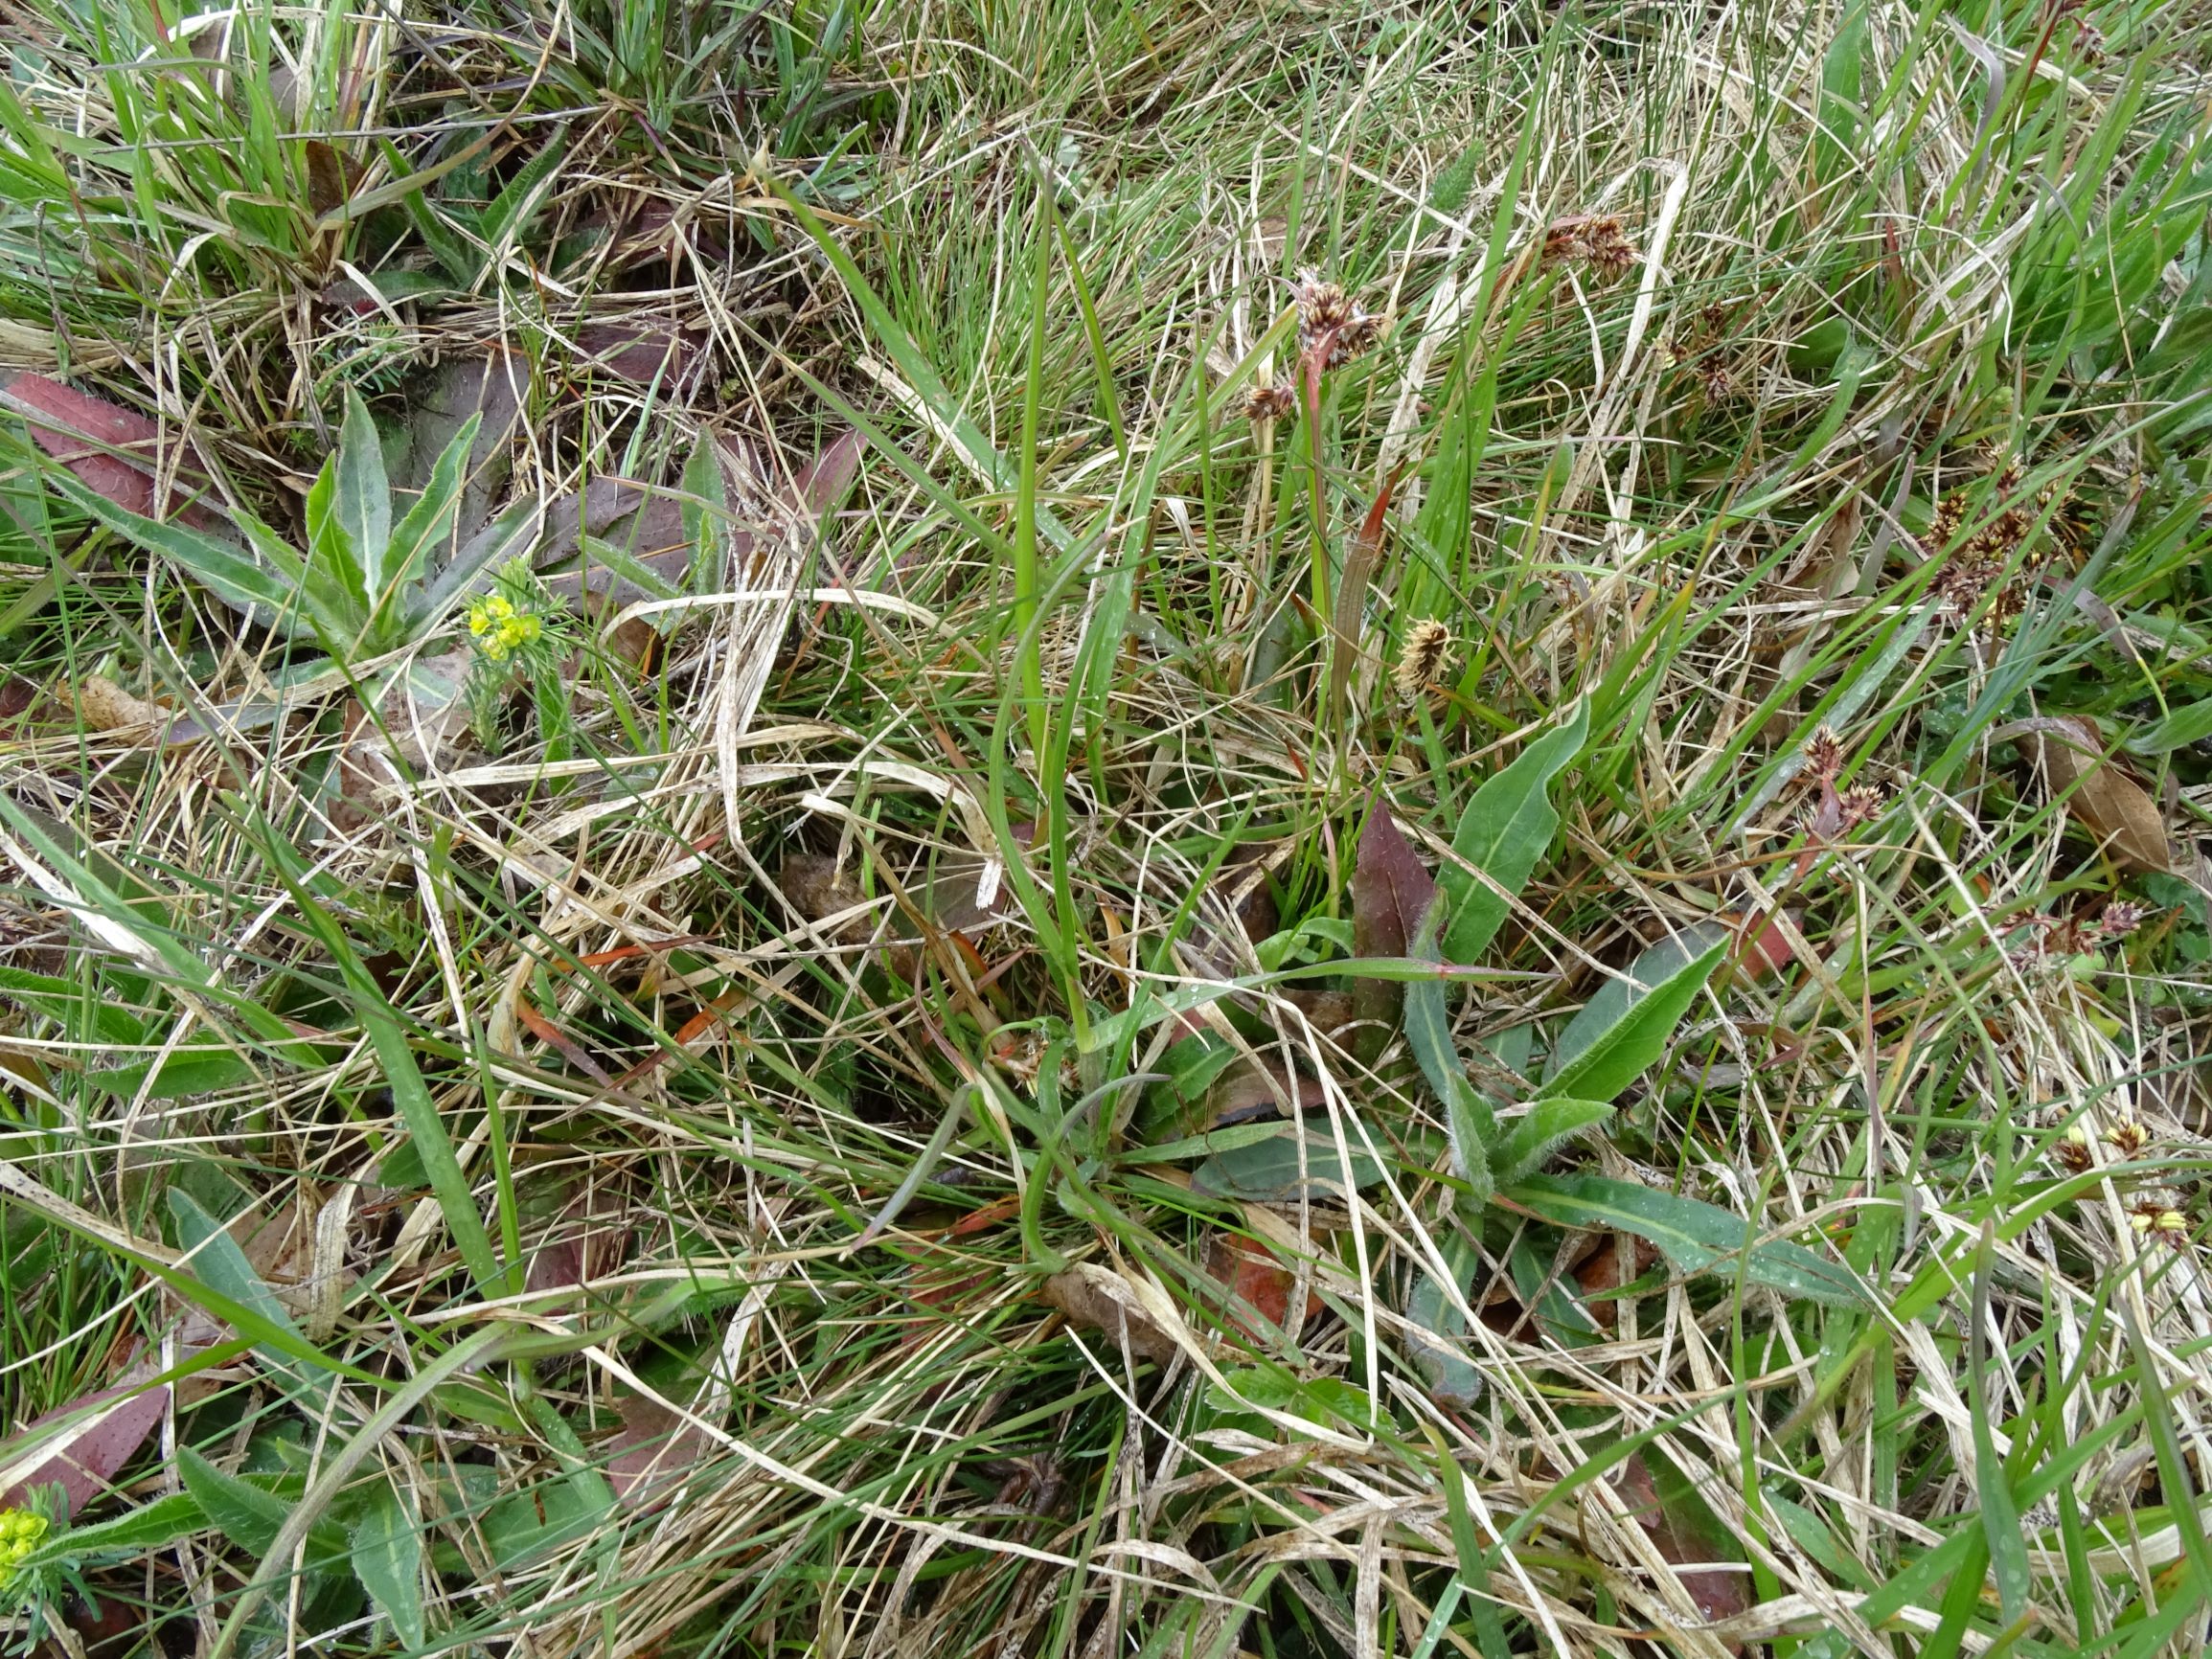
1394 619 1453 700
2105 1120 2150 1158
1294 269 1354 337
1243 383 1296 422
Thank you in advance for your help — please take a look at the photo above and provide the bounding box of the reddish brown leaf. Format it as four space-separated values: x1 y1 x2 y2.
0 372 217 526
947 1193 1022 1238
1204 1233 1319 1340
604 1392 712 1512
576 320 706 384
1572 1234 1662 1330
1349 795 1436 1055
525 1185 633 1296
1722 908 1800 981
1201 1057 1315 1129
1 1382 170 1520
1614 1452 1748 1647
1039 1263 1178 1365
302 139 353 217
791 428 862 524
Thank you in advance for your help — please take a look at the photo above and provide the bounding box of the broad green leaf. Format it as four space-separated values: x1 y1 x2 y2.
176 1450 351 1568
336 390 392 592
19 1491 204 1562
83 1048 256 1100
1191 1125 1385 1201
176 1447 288 1555
481 1473 610 1572
479 130 566 250
385 408 480 619
416 495 540 625
41 473 324 640
352 1485 426 1648
167 1189 329 1385
1439 699 1588 963
1505 1173 1867 1307
0 964 148 1047
1541 936 1725 1102
1492 1097 1614 1185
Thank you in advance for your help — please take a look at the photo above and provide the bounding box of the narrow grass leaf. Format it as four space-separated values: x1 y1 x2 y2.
1969 1222 2032 1625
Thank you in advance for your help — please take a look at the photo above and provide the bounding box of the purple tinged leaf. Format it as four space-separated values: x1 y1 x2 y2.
1349 794 1437 1057
1 1383 170 1520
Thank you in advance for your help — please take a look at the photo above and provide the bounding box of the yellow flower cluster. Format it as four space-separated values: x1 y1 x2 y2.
0 1507 47 1580
467 593 541 661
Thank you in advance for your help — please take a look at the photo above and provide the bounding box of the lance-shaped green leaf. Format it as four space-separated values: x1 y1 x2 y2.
1541 934 1725 1102
1405 903 1493 1206
1504 1174 1867 1307
1439 698 1587 963
1492 1097 1615 1186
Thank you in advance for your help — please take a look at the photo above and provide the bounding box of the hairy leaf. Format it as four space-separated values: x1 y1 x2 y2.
1542 936 1725 1102
1505 1174 1866 1306
1440 698 1587 963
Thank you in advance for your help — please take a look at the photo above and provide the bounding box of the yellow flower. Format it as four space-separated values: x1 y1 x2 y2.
0 1507 47 1581
467 595 540 662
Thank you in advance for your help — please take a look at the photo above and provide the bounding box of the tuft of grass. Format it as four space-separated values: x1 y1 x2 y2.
1 0 2211 1655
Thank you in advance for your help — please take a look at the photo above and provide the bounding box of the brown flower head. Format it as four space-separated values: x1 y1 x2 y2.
1292 270 1382 373
1836 782 1887 830
1545 216 1638 280
2095 899 2146 941
2105 1120 2150 1158
1394 619 1453 700
1803 726 1845 785
2053 1125 2093 1173
1243 383 1296 423
1293 269 1355 337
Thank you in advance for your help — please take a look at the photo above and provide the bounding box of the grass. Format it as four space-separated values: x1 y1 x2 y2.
1 0 2211 1654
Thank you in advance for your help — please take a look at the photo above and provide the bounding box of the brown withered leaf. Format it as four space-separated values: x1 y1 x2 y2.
1613 1452 1749 1647
525 1182 634 1296
1 1383 170 1519
0 372 218 526
302 139 354 217
604 1392 712 1512
71 675 166 736
2024 716 2174 873
1572 1233 1663 1330
1039 1262 1178 1365
1349 794 1436 1057
576 319 706 385
1722 908 1800 981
